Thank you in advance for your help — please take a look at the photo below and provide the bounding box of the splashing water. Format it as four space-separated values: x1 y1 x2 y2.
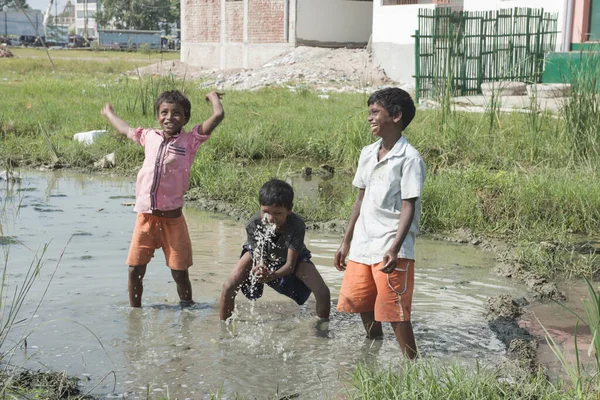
245 213 277 300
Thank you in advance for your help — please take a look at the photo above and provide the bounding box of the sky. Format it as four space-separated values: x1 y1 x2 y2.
27 0 56 14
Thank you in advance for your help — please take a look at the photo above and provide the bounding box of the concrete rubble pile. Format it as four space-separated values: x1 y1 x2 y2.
0 46 14 58
132 47 410 94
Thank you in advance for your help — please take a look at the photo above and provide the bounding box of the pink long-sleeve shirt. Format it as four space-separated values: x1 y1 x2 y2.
127 125 209 213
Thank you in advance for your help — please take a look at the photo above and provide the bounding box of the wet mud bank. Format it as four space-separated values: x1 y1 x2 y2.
484 295 539 373
0 369 90 399
429 229 566 302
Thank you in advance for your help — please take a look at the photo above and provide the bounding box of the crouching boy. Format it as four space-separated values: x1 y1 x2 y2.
220 179 330 322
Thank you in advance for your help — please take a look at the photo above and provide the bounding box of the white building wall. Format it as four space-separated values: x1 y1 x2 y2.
463 0 566 50
296 0 373 46
463 0 563 12
75 0 98 38
371 3 436 84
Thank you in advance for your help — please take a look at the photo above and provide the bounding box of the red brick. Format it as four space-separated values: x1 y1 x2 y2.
184 0 221 43
184 0 287 44
248 0 285 43
226 1 244 42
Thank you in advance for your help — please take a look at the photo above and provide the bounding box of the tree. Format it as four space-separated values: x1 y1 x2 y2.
0 0 30 10
95 0 179 32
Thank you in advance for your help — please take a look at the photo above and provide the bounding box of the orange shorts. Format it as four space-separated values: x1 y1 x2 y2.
337 259 414 322
126 213 193 270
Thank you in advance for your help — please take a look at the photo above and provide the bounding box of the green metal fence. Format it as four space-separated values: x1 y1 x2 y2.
414 7 558 102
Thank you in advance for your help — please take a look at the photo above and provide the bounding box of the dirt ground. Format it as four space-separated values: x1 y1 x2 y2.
131 46 407 93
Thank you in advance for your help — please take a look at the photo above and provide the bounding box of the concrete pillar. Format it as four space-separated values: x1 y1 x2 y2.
243 0 249 68
220 0 226 69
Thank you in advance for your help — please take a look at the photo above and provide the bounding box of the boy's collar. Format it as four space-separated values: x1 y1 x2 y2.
154 128 182 138
370 136 407 159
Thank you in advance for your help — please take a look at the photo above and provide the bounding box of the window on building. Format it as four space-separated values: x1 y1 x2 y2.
76 0 97 3
383 0 421 5
77 10 96 18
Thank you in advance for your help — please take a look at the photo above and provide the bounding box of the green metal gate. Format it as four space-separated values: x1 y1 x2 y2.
414 7 558 102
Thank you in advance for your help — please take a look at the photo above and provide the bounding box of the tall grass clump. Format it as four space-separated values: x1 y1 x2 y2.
542 277 600 398
349 361 581 400
421 166 600 242
560 49 600 165
329 111 373 165
121 73 186 117
0 184 50 394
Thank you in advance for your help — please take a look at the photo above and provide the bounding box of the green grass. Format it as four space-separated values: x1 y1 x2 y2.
10 47 180 62
347 361 595 400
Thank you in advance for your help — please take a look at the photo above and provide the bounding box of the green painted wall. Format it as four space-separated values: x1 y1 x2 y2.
543 52 600 86
591 0 600 40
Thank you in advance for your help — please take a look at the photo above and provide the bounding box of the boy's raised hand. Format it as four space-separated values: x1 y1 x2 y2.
101 103 115 118
205 91 224 103
201 91 225 136
101 103 131 136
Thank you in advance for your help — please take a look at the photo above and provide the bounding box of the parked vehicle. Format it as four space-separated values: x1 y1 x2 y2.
67 35 87 48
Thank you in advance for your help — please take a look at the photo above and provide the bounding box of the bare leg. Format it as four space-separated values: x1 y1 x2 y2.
219 252 253 321
360 312 383 339
295 262 330 319
128 265 147 308
391 321 417 359
171 269 193 304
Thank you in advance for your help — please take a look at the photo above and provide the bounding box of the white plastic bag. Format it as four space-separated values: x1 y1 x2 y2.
73 130 107 145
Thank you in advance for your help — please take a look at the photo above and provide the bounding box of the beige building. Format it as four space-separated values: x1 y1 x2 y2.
181 0 373 70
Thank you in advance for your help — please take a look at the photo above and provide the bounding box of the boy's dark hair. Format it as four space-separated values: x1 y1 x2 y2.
367 87 416 130
259 179 294 209
155 90 192 122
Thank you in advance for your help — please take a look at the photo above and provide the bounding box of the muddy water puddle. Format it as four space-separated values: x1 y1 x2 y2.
1 170 540 399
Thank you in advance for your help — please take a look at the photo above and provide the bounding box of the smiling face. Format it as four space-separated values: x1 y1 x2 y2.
157 102 188 136
367 102 401 137
260 204 291 231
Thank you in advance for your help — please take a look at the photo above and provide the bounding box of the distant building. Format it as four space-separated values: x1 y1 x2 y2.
46 1 75 43
182 0 373 70
98 29 162 49
53 0 76 26
75 0 98 39
1 8 44 37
